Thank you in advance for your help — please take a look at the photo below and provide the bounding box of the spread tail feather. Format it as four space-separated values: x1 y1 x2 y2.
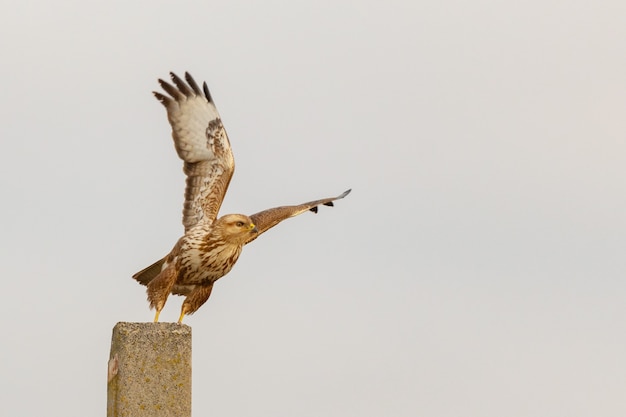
133 257 167 286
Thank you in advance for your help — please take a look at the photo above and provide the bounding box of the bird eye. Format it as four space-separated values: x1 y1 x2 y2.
235 221 244 227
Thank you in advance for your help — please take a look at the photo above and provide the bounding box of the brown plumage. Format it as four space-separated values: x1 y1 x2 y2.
133 72 350 323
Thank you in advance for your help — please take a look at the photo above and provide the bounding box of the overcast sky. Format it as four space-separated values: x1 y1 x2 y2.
2 1 626 416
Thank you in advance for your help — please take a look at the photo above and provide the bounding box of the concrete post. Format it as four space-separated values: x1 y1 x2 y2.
107 322 192 417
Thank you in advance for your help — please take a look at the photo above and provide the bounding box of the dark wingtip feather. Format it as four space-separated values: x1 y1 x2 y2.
158 78 183 99
203 82 213 102
153 91 171 105
309 206 319 213
169 72 193 96
323 202 334 207
184 72 203 96
337 189 351 199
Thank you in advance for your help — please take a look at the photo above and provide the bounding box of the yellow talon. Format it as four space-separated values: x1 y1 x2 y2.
153 310 161 323
177 312 185 324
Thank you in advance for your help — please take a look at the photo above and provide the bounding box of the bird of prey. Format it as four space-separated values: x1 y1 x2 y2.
133 72 350 323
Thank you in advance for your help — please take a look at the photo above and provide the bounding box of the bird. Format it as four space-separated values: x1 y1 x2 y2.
133 72 350 323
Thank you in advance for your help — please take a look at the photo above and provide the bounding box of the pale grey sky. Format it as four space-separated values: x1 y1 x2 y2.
1 1 626 416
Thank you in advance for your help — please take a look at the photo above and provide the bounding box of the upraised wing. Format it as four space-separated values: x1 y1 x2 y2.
154 72 235 231
245 189 351 244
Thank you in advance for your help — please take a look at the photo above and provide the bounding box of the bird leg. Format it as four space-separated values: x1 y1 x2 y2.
178 284 214 324
146 264 177 322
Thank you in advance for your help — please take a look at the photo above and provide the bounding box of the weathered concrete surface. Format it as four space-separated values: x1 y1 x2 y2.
107 322 191 417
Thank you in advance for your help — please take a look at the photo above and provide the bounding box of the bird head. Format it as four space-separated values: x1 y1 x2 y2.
214 214 258 244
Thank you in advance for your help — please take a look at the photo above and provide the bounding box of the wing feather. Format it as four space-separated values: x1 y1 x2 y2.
154 72 235 230
246 189 351 244
184 72 203 96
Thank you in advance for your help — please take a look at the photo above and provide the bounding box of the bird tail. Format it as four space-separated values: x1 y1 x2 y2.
133 257 167 286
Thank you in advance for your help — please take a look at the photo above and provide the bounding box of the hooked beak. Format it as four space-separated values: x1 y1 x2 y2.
250 223 258 233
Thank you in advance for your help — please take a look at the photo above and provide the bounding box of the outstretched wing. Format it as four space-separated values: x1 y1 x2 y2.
245 189 351 244
154 72 235 231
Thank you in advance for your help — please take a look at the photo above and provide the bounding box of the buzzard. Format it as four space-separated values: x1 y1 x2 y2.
133 72 350 323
